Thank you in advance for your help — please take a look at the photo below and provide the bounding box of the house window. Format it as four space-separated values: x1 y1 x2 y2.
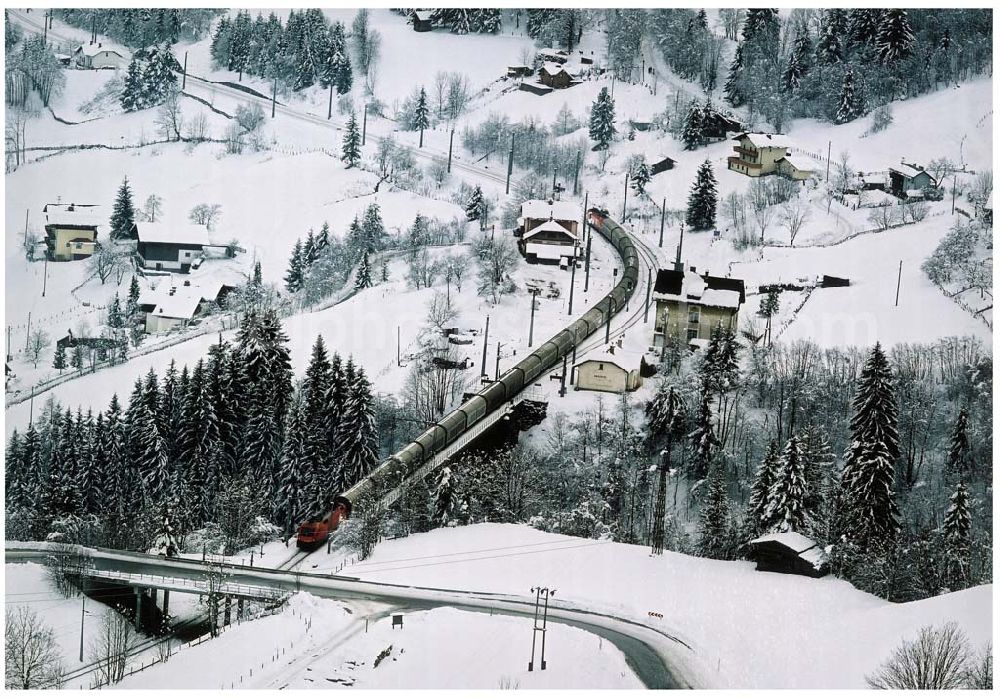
688 307 700 324
687 328 699 341
598 363 604 370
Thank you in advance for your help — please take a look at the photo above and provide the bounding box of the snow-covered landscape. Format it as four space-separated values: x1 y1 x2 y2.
4 6 993 691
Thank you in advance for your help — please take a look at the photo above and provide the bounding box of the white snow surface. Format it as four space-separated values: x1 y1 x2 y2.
331 523 992 689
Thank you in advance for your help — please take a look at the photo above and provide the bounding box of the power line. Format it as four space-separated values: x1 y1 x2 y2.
346 540 609 575
348 538 594 569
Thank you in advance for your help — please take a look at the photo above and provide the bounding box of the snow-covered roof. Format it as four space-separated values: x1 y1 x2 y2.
575 347 642 370
541 61 570 76
777 156 813 172
141 278 225 320
521 199 579 224
861 172 887 184
750 531 829 570
134 221 210 247
525 242 570 261
43 204 102 228
523 219 578 241
653 267 744 309
412 10 433 21
889 163 930 180
736 132 791 150
76 43 123 58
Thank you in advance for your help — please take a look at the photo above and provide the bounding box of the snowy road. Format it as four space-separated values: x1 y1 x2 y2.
6 543 695 689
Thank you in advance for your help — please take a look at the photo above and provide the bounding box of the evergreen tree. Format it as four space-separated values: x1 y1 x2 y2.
764 435 810 533
465 185 486 222
381 260 389 283
316 222 331 253
120 57 145 111
782 53 804 91
840 343 901 551
71 345 84 372
681 101 704 149
149 503 180 556
588 87 616 150
631 160 651 194
126 276 141 319
688 381 718 479
109 176 136 240
332 51 353 94
946 407 972 478
337 366 379 487
276 396 308 533
698 465 733 559
723 43 745 107
685 159 718 230
355 251 373 289
107 293 124 329
304 228 319 266
849 8 884 45
342 110 362 167
433 465 459 526
942 481 971 591
361 203 386 251
284 239 304 293
746 440 780 538
876 9 915 64
52 343 67 373
815 21 843 65
835 68 865 124
414 86 430 146
300 336 333 509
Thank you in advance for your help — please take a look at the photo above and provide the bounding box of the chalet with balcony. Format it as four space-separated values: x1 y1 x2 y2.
888 162 937 198
728 132 793 177
132 221 210 273
516 199 580 265
652 264 745 348
43 203 101 261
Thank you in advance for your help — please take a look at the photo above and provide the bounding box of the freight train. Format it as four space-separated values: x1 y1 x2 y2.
295 209 639 549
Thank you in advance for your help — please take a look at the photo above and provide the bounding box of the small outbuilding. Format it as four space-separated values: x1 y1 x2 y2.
573 349 645 393
650 155 677 176
775 155 814 182
539 62 574 89
411 10 433 32
748 531 829 578
888 162 936 198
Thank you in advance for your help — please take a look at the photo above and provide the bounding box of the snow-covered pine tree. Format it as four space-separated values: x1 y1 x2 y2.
126 276 141 319
588 87 616 150
284 239 304 293
107 293 124 329
142 43 178 106
681 101 704 149
942 481 971 591
746 440 780 538
800 425 835 517
835 68 865 124
698 465 733 559
764 435 810 533
815 21 842 65
71 344 84 372
333 51 353 95
342 110 362 167
299 336 332 509
337 366 379 487
876 9 915 64
52 343 67 372
109 176 136 240
465 185 486 222
346 215 364 251
362 203 386 251
381 260 389 283
316 222 331 253
120 57 145 112
414 86 430 146
304 228 319 267
782 52 803 91
849 8 884 45
476 9 501 34
723 43 745 107
631 160 651 195
276 396 308 534
433 465 459 526
149 503 180 556
840 342 901 552
688 381 718 479
355 251 373 289
946 406 972 478
685 159 718 230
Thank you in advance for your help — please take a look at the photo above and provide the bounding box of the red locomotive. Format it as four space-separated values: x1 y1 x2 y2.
296 496 352 550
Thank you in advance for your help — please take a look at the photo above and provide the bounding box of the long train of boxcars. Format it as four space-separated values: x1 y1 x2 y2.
296 209 640 549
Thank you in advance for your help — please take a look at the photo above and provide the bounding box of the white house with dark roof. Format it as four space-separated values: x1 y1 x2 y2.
138 277 228 333
517 199 580 265
132 221 210 273
652 264 745 347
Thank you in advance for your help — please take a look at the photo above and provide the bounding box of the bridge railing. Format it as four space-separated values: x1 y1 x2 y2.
86 568 288 601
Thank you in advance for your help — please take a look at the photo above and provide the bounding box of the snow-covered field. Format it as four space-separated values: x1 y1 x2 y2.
337 523 992 690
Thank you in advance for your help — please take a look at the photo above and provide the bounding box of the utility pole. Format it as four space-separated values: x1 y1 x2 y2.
527 289 540 347
528 587 555 671
42 256 48 297
24 311 30 351
79 592 86 662
480 315 490 380
951 174 957 215
271 77 277 118
327 82 333 120
570 346 576 385
584 235 592 293
573 150 581 196
895 260 902 306
396 325 401 366
605 297 614 344
622 172 629 220
495 341 502 381
182 51 188 90
643 268 651 323
505 133 515 194
568 252 577 315
6 325 11 362
559 355 567 397
447 129 454 173
362 103 368 146
825 140 832 182
23 208 29 248
551 167 557 199
658 199 666 247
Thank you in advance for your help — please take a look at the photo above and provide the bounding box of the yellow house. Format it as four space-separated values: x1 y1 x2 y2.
727 132 792 177
652 265 745 348
43 203 101 261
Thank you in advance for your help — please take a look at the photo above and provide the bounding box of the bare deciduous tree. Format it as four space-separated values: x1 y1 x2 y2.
407 248 440 289
867 204 899 231
155 86 183 142
189 203 222 231
780 198 810 246
184 111 209 142
866 623 972 690
90 607 137 686
404 349 468 423
142 194 163 223
425 291 457 331
26 328 49 368
5 606 65 689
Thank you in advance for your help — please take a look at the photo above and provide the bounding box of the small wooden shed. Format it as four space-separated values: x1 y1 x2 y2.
748 532 829 578
573 350 644 393
650 156 677 175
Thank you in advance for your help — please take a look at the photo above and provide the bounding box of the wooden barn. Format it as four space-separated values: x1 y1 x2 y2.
411 10 433 32
888 162 937 198
539 62 574 89
748 532 829 578
650 155 677 175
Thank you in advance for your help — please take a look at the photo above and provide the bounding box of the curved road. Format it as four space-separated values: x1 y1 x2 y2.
7 543 696 689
